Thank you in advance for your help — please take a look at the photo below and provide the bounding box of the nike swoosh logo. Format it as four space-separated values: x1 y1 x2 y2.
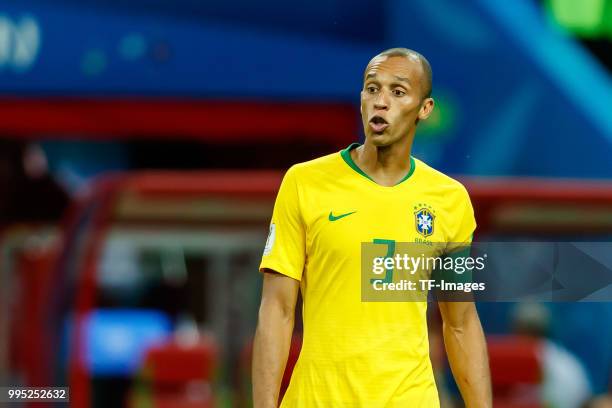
328 211 356 221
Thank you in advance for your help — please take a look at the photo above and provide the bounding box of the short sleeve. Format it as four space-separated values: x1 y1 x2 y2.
259 166 306 281
445 185 477 254
435 185 477 286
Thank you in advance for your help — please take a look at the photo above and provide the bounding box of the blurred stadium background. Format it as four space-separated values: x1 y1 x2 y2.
1 0 612 407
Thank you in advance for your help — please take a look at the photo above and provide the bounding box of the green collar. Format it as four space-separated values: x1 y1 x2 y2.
340 143 416 186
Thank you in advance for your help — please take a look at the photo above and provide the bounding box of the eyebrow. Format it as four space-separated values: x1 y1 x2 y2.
365 73 411 85
394 75 411 84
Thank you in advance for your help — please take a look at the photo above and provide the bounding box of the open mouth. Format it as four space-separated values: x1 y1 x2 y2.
369 115 389 133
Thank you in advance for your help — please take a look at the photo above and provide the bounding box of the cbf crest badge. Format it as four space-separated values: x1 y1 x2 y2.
414 204 435 237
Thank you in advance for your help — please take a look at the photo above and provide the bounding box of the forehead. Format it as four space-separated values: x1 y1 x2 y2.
364 55 422 82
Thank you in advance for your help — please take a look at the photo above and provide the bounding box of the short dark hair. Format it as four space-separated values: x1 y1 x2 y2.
366 47 433 99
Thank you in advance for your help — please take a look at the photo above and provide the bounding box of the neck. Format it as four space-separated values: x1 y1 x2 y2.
351 133 414 187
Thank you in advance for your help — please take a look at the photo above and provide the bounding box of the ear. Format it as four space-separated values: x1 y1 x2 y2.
418 98 434 120
360 91 364 115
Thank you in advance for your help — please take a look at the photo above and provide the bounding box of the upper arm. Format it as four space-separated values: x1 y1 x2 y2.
438 301 478 330
260 270 300 318
438 184 478 316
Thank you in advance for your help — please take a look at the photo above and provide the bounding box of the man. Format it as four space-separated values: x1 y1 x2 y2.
252 48 492 407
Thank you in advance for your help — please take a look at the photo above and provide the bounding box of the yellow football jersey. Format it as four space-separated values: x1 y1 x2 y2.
260 143 476 407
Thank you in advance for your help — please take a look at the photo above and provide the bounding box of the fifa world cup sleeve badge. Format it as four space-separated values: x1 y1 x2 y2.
263 223 276 255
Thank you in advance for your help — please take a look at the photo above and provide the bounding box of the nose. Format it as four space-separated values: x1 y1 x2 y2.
374 90 389 110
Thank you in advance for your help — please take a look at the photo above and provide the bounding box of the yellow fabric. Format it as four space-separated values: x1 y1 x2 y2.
260 145 476 407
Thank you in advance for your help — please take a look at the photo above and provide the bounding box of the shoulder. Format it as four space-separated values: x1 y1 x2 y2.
285 151 342 179
413 157 471 201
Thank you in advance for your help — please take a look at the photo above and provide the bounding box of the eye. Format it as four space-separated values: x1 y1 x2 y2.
393 89 406 97
366 85 378 93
